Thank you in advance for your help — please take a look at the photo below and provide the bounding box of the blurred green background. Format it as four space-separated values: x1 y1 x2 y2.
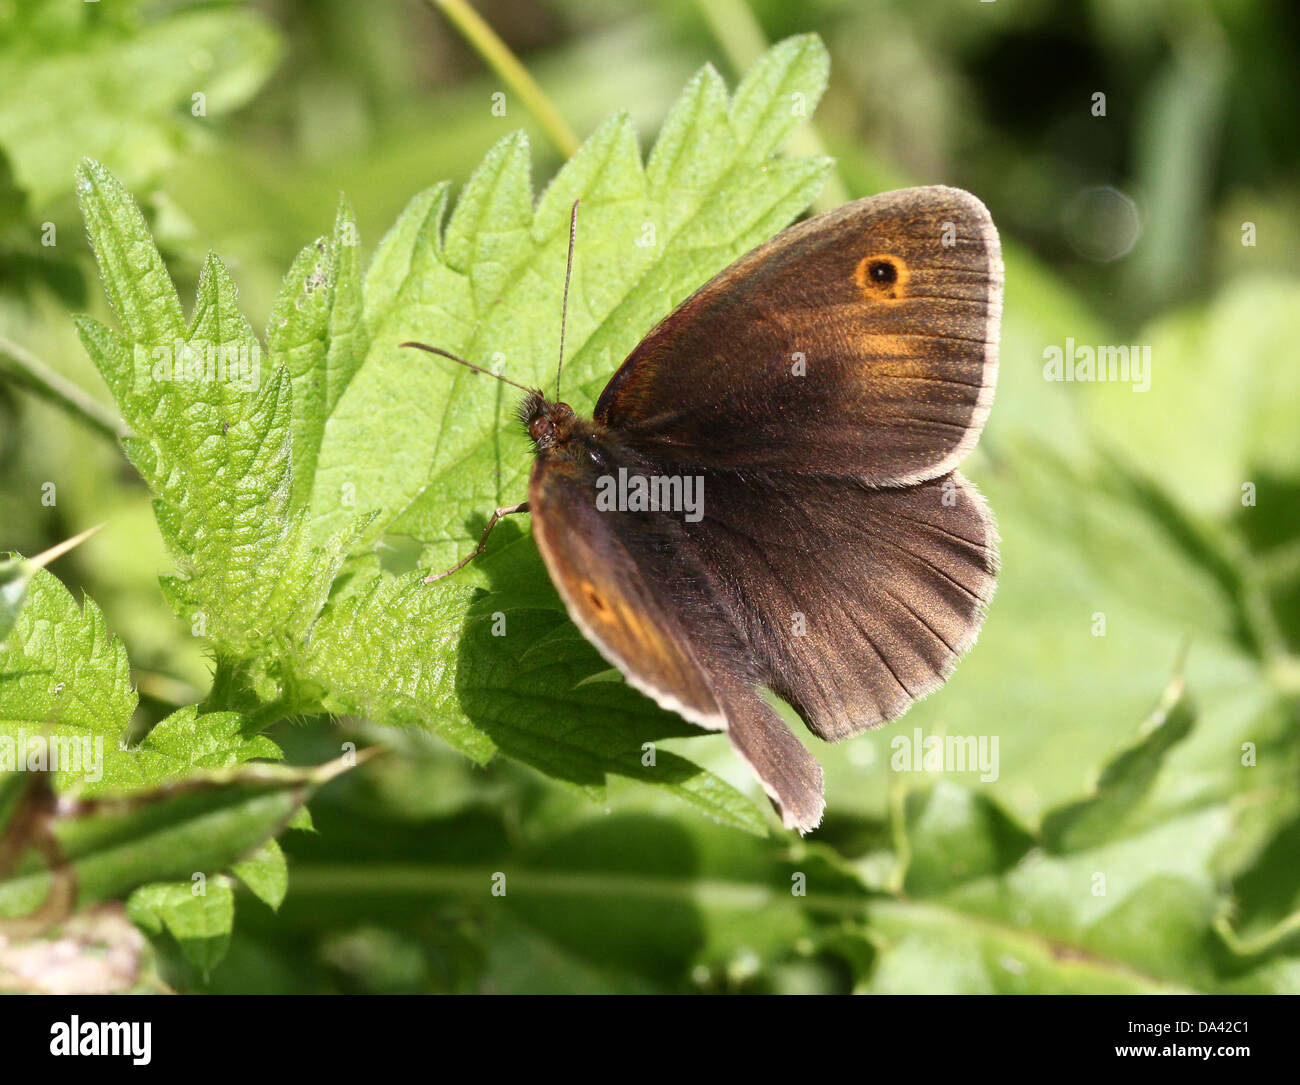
2 0 1298 993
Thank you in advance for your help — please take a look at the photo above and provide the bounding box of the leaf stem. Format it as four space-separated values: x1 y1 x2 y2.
693 0 850 212
26 523 106 570
0 335 128 443
1214 901 1300 958
694 0 769 71
429 0 580 158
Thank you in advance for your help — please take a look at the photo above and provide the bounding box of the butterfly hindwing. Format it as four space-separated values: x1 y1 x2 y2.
528 455 994 829
674 469 999 741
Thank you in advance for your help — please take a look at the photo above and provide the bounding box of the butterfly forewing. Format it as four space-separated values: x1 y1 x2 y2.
529 452 829 831
594 186 1001 485
528 456 725 731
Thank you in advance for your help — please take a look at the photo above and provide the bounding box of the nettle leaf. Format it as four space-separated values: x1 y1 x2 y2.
76 160 359 694
0 524 103 642
268 199 367 511
122 705 281 793
303 547 769 834
0 0 280 209
72 37 831 831
0 570 132 792
1041 675 1195 853
0 558 29 645
231 838 288 911
864 677 1300 994
313 33 832 552
126 880 235 975
0 570 278 793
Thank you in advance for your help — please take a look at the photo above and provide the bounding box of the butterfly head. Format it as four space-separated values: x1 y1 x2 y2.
519 393 577 452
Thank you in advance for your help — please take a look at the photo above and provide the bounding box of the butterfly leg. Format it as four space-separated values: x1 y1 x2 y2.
422 502 530 583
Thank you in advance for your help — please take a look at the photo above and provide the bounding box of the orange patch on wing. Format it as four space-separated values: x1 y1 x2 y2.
575 575 698 682
580 579 657 645
855 331 923 380
581 580 610 614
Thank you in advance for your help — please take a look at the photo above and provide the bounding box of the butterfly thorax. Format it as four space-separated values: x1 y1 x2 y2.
520 394 613 465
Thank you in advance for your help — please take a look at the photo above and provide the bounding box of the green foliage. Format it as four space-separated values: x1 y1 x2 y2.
243 673 1295 994
0 571 277 792
0 738 348 971
0 760 324 930
0 37 840 975
127 881 235 976
315 33 830 552
2 13 1299 993
0 526 103 641
1041 676 1195 853
0 0 280 211
0 0 281 306
68 36 833 835
0 555 34 643
0 569 304 971
231 839 289 911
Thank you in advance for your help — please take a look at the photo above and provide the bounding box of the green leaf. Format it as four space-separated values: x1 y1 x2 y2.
126 880 234 974
0 568 135 791
314 34 831 550
287 805 315 834
268 198 367 510
0 3 280 209
231 839 288 911
891 810 1241 993
0 570 278 794
0 524 102 642
123 706 281 793
76 157 185 346
902 781 1036 897
849 675 1300 993
76 165 362 693
1041 675 1195 853
73 37 833 828
1006 443 1249 645
303 557 769 835
0 560 27 645
1082 278 1300 519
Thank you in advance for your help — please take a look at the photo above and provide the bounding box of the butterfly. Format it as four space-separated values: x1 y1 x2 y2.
404 185 1002 832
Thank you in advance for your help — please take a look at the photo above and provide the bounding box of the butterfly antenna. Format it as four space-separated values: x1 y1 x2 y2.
400 342 538 395
555 199 579 402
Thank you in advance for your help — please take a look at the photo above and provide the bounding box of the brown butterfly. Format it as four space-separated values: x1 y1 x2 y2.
404 185 1002 832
